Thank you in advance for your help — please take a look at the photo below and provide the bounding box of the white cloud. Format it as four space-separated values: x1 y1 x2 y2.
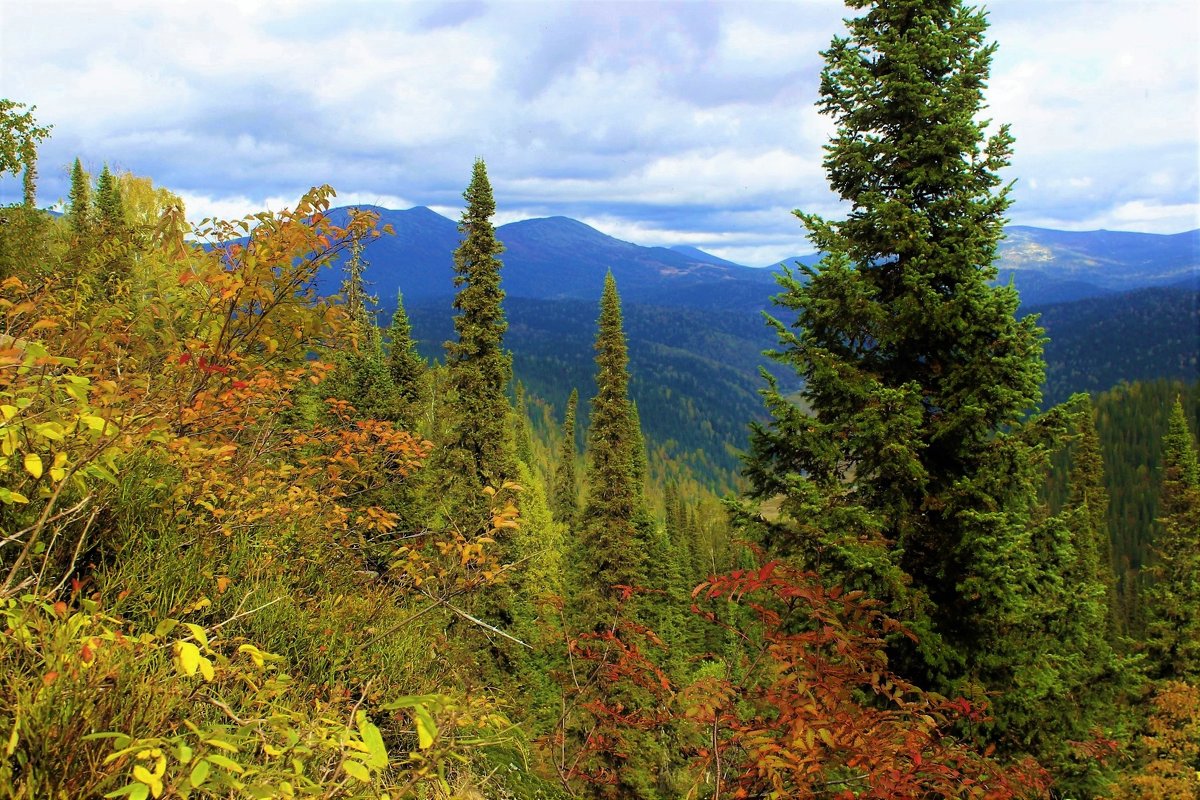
2 0 1196 250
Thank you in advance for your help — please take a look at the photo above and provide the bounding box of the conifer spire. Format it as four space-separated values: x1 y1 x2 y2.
444 159 515 489
1146 397 1200 679
577 272 647 615
67 157 90 234
551 388 579 527
95 163 123 231
386 292 427 427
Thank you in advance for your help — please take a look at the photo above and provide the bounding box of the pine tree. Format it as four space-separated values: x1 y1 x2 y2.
551 389 579 527
1145 397 1200 679
575 272 648 617
95 163 123 231
443 159 516 493
67 158 91 234
385 293 428 430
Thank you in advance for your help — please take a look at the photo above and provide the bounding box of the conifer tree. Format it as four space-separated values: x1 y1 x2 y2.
95 163 123 231
386 293 427 430
513 381 534 468
1067 394 1121 636
1145 398 1200 679
443 159 516 492
745 0 1044 675
737 6 1133 785
67 158 91 234
576 272 648 617
551 389 579 527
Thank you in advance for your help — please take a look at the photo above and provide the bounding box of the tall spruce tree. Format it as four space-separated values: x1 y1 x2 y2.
443 159 516 493
551 388 580 527
67 158 91 234
1145 398 1200 679
738 4 1128 783
575 272 649 617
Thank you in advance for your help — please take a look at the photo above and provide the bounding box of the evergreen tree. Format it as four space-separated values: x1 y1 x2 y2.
575 272 648 617
1145 397 1200 679
745 0 1043 671
737 3 1128 787
513 381 534 468
550 388 579 527
95 163 123 231
67 158 91 234
1066 394 1121 636
386 293 428 431
443 159 516 494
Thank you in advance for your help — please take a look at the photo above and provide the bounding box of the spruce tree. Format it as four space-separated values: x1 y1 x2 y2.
550 388 579 527
443 159 516 493
95 163 123 231
737 6 1132 785
1145 397 1200 679
746 0 1044 674
1067 394 1121 636
575 272 648 617
513 381 534 468
67 158 91 234
385 292 428 430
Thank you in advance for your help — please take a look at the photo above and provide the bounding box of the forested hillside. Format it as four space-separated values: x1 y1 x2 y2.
2 1 1199 798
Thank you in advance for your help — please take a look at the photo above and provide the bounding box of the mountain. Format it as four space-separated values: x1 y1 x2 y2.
1027 286 1199 406
996 226 1200 306
314 205 1197 480
327 207 778 314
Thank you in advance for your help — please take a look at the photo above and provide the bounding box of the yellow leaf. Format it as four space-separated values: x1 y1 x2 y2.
198 656 214 682
0 405 16 420
174 641 200 677
23 452 42 479
414 706 436 750
132 765 154 784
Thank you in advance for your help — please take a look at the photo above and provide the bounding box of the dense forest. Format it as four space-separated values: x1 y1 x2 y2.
1 1 1199 799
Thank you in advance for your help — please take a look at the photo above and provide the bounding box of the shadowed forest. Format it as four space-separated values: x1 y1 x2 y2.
1 2 1198 799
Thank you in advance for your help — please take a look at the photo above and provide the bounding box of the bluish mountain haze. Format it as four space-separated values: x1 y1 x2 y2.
316 205 1197 478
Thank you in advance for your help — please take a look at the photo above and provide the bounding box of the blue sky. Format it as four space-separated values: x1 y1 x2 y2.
1 0 1197 265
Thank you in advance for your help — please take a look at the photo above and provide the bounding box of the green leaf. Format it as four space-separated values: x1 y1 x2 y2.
188 759 211 788
205 753 244 773
342 760 371 782
153 618 178 638
104 784 149 800
357 711 388 769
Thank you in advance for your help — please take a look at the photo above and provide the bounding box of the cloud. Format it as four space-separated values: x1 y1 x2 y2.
1 0 1196 265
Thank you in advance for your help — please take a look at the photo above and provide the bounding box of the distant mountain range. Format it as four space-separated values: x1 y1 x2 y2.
327 205 1197 311
315 205 1197 480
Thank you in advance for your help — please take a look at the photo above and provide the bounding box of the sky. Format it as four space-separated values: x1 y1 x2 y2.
1 0 1197 266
